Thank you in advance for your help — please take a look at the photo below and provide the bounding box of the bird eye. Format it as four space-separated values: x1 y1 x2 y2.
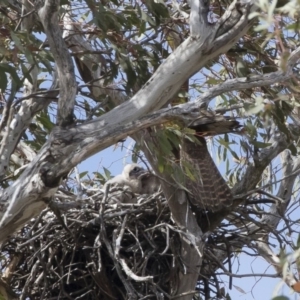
133 167 139 171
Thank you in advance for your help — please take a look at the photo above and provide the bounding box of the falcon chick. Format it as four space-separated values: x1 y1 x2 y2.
104 163 146 193
139 173 161 194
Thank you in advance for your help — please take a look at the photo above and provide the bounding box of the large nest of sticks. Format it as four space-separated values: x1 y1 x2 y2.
0 188 232 300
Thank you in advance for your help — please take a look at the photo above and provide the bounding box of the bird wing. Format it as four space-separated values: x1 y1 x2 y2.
139 173 161 194
181 136 232 211
180 116 240 211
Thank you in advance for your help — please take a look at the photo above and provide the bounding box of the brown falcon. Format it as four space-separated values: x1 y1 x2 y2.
180 114 241 212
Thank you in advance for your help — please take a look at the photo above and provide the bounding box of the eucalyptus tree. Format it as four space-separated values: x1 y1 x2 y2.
0 0 300 299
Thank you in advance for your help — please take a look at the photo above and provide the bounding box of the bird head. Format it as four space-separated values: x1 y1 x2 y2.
123 164 147 180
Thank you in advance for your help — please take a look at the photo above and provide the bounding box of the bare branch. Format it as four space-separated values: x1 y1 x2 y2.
38 0 76 126
255 240 297 289
188 0 210 38
62 12 126 107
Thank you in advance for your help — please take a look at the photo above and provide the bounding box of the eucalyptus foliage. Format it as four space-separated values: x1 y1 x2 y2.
1 0 300 299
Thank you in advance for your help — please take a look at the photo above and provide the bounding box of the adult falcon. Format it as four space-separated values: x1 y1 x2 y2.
180 113 241 212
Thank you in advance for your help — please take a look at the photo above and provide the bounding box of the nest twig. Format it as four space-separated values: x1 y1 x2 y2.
1 191 180 299
0 189 282 299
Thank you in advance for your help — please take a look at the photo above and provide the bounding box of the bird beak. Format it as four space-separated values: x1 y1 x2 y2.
137 169 148 178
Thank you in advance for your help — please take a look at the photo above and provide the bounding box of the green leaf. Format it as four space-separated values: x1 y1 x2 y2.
182 160 196 182
170 129 182 137
244 97 265 115
93 172 106 185
79 171 88 178
157 131 173 155
223 147 227 161
10 31 25 52
276 119 290 138
252 141 272 148
0 63 23 88
131 143 141 163
272 296 289 300
225 293 232 300
206 77 222 84
36 112 54 132
0 293 7 300
218 137 231 148
103 167 112 179
157 155 165 173
60 0 70 5
24 48 35 65
118 54 136 91
21 63 33 85
288 143 297 156
37 50 54 73
233 284 246 294
296 233 300 248
228 148 239 160
0 69 8 91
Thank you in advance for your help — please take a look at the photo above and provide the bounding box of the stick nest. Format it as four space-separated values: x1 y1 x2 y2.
1 189 229 299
